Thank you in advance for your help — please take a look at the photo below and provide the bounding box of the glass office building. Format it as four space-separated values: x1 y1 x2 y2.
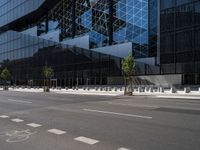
160 0 200 85
0 0 159 87
38 0 155 57
2 0 199 86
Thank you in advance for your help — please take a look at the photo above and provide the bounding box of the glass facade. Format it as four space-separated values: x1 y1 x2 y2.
0 0 45 27
0 0 160 86
160 0 200 84
0 31 121 86
38 0 157 58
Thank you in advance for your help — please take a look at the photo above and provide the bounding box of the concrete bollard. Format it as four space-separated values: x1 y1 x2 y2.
65 87 68 90
100 87 103 91
184 87 191 93
149 87 153 93
145 87 149 93
108 87 112 91
115 87 118 92
138 87 142 93
104 87 108 91
120 87 123 91
170 87 176 93
95 87 98 91
159 87 164 93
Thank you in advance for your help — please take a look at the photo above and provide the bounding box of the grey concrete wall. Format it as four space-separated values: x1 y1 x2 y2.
21 26 38 36
108 74 182 87
91 42 132 58
107 77 124 85
62 35 90 49
132 74 182 87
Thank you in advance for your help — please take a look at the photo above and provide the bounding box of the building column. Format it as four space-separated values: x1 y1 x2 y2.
72 0 76 38
109 0 114 45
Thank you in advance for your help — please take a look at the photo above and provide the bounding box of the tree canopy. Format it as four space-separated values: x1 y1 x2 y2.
0 67 10 81
42 64 54 79
122 53 135 77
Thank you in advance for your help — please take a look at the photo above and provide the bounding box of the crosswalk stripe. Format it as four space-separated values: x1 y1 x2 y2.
74 136 99 145
47 129 66 135
0 115 9 118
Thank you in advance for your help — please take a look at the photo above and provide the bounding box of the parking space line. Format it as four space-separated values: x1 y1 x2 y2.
47 129 66 135
0 115 9 118
74 136 99 145
27 123 42 128
11 118 24 123
84 109 152 119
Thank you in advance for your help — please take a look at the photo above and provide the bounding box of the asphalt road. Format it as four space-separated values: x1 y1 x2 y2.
0 91 199 150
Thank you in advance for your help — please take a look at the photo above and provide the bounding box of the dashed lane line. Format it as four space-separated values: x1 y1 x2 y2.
27 123 42 128
7 99 32 104
2 115 131 149
0 115 9 118
107 102 160 109
47 129 66 135
84 109 152 119
74 136 99 145
11 118 24 123
118 148 130 150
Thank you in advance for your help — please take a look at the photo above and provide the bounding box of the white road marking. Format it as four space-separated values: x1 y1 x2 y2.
74 136 99 145
0 129 36 143
0 115 9 118
27 123 42 128
7 99 32 104
84 109 152 119
118 147 130 150
47 129 66 135
11 118 24 123
156 96 200 100
108 102 160 109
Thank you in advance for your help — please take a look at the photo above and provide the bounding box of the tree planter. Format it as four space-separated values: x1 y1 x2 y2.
124 91 133 96
1 67 10 91
3 86 8 91
42 63 54 93
122 53 135 97
43 86 50 92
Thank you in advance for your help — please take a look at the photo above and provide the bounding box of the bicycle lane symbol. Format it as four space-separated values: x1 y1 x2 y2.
0 129 37 143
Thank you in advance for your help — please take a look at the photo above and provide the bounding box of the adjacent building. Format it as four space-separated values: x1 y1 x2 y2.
0 0 199 87
160 0 200 85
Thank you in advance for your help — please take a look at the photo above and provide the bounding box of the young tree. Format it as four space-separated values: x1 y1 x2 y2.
42 63 54 92
122 52 135 96
0 67 10 90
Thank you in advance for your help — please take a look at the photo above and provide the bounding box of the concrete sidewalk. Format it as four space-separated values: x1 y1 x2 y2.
0 88 123 96
50 89 124 96
1 87 200 98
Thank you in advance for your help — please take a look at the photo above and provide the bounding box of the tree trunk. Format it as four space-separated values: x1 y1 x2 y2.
3 80 8 90
43 79 50 92
124 77 132 96
124 77 127 95
130 76 133 93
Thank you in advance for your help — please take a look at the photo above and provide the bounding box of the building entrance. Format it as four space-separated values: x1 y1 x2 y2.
50 79 57 88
